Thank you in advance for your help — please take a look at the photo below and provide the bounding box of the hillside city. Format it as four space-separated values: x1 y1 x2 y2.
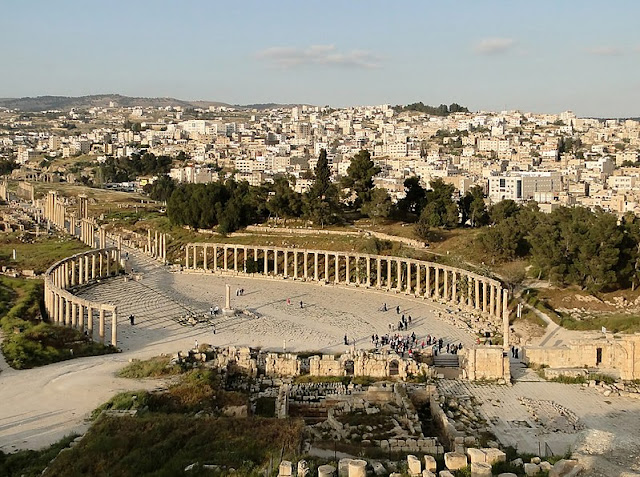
3 100 640 214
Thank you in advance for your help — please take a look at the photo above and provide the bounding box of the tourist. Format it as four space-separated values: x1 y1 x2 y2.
287 297 291 305
194 339 198 350
396 305 400 314
344 335 348 345
383 303 387 312
129 314 135 325
300 300 303 309
210 306 214 317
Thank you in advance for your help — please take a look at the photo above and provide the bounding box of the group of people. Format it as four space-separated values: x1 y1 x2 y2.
235 288 245 296
388 314 412 331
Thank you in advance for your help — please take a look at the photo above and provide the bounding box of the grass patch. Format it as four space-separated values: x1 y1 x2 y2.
94 368 248 419
118 356 182 379
0 232 89 274
0 434 79 477
44 415 303 477
0 277 115 369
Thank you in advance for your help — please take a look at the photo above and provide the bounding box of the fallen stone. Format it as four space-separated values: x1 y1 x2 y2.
467 448 487 464
471 462 492 477
279 460 293 477
524 462 540 476
444 452 467 471
318 464 336 477
484 447 506 464
408 455 422 476
549 459 582 477
424 455 437 473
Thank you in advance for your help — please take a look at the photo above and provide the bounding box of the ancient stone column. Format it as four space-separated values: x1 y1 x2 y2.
91 254 96 280
376 258 381 288
71 301 77 327
334 254 339 283
396 259 402 291
87 306 93 337
345 255 350 284
416 263 421 296
84 255 89 283
99 308 105 343
503 289 510 350
193 245 197 269
496 286 502 318
294 251 298 279
426 266 431 298
264 248 269 275
475 278 480 310
78 256 84 285
324 253 329 282
203 245 208 270
185 245 189 269
406 261 412 295
283 250 288 278
234 246 238 272
452 271 457 304
467 276 473 307
314 252 318 281
225 283 231 310
111 308 117 346
65 298 71 326
435 267 440 299
71 259 76 286
366 256 371 287
490 284 496 318
482 281 488 314
444 269 449 301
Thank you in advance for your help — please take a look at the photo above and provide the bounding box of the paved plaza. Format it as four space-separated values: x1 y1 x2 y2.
1 246 640 477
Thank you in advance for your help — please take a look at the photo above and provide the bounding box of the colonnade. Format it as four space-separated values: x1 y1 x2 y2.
44 248 121 346
184 243 507 321
146 229 167 262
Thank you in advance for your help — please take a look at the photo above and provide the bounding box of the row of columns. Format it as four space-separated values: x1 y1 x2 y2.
146 229 167 262
184 243 506 319
44 248 121 346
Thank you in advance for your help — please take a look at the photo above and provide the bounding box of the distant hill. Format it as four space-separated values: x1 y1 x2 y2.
393 102 470 116
0 94 234 112
0 95 312 112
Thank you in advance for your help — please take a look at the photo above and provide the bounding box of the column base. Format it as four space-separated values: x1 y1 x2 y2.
222 308 236 316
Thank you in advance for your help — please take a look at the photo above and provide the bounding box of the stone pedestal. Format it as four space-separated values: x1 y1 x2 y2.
317 465 336 477
222 283 234 315
348 459 367 477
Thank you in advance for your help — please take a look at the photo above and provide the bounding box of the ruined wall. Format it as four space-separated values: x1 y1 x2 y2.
265 353 301 377
460 346 510 381
524 335 640 380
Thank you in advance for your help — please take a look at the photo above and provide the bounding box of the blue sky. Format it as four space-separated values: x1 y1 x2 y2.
1 0 639 117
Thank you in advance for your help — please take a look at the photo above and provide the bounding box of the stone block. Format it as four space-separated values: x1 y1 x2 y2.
318 464 336 477
510 458 523 467
470 462 492 477
444 452 468 471
424 455 437 473
338 458 352 477
539 461 552 472
422 472 436 477
549 459 582 477
484 448 506 465
278 460 293 477
372 462 386 476
407 455 422 476
439 472 455 477
531 456 541 464
524 462 540 475
297 460 309 477
348 459 367 477
467 448 487 464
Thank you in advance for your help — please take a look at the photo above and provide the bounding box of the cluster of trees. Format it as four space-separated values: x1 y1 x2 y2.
393 102 470 116
478 202 640 292
97 152 173 183
167 180 269 235
0 159 18 176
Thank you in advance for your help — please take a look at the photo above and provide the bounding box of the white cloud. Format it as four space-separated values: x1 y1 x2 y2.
256 44 381 69
473 37 515 55
587 46 622 56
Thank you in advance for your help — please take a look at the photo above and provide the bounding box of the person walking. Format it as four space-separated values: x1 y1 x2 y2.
129 314 135 325
396 305 400 314
194 339 199 350
300 300 303 309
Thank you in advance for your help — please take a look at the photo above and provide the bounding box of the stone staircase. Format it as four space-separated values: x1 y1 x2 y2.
433 353 459 368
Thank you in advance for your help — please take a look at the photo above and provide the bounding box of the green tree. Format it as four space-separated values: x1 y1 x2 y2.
143 175 176 202
416 178 458 229
488 199 520 224
361 188 392 225
397 177 427 218
267 176 302 224
341 149 380 209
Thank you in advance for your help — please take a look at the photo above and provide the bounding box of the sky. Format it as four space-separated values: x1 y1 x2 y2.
1 0 639 117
